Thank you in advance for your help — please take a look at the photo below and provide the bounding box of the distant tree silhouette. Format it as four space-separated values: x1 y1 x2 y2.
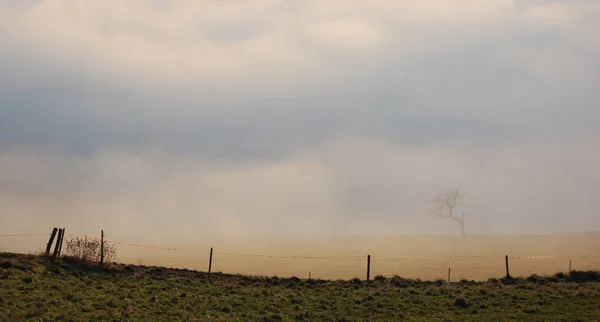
431 187 466 240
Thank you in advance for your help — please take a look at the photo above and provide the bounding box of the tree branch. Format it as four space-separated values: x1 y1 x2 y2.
431 188 466 224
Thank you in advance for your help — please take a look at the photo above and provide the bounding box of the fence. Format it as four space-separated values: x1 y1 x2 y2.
1 229 599 281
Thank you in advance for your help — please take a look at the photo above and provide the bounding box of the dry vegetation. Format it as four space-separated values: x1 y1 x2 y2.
64 235 117 263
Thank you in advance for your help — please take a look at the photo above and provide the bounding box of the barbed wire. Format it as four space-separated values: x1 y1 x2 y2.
0 233 49 237
66 232 210 253
6 231 597 261
214 249 367 260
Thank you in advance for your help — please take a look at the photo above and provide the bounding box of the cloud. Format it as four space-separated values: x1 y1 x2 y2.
2 0 596 85
0 0 599 240
1 137 599 242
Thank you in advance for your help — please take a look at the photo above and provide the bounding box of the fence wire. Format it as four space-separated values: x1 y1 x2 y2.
0 233 49 237
4 230 599 280
59 231 600 261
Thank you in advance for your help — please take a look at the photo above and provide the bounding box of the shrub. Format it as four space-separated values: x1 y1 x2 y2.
523 307 539 314
350 278 363 286
454 298 469 308
525 275 539 283
487 278 500 284
568 271 600 282
433 279 445 285
0 260 14 269
374 275 386 282
64 236 117 263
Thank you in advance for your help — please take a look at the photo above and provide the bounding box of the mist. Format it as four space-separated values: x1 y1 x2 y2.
2 136 599 244
1 0 600 250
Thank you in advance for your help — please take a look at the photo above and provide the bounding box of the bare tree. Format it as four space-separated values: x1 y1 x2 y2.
431 187 466 240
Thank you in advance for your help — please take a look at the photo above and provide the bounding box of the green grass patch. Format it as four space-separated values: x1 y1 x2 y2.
1 252 599 321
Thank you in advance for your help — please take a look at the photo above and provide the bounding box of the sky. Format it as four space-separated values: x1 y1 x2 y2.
1 0 599 243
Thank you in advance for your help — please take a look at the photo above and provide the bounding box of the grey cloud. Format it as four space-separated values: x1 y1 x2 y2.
0 0 599 239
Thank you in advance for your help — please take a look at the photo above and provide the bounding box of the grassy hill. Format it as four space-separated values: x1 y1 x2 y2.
1 252 599 321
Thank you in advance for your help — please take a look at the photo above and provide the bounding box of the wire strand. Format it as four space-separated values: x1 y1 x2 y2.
0 233 49 237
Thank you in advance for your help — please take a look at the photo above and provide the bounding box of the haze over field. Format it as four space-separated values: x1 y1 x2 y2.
1 0 600 253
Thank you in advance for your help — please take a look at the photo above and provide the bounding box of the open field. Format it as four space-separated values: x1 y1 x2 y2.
118 232 600 280
1 252 600 321
2 232 599 281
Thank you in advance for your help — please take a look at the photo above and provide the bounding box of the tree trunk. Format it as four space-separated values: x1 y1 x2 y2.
460 222 466 241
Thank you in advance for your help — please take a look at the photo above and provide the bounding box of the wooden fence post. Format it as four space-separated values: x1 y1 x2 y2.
366 255 371 282
448 267 451 282
46 228 58 256
569 260 572 272
100 230 104 266
52 229 63 258
505 255 510 278
208 247 213 277
57 228 65 258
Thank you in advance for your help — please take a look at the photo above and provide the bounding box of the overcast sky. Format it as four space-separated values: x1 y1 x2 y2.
1 0 599 243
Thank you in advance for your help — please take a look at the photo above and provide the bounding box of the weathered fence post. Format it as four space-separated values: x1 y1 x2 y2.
57 228 65 258
52 229 63 258
505 255 510 278
46 228 58 256
208 247 213 277
448 267 451 282
569 260 572 272
100 230 104 266
366 255 371 282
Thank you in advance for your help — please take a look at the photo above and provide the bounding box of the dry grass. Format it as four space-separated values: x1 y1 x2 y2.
1 252 599 321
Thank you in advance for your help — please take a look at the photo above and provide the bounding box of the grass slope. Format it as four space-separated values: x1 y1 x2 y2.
1 253 599 321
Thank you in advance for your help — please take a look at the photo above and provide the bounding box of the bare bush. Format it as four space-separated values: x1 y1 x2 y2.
64 236 117 263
